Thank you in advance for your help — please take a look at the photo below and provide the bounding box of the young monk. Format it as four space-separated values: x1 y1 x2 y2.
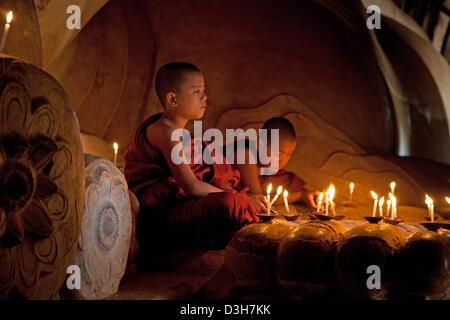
230 117 320 212
124 62 260 265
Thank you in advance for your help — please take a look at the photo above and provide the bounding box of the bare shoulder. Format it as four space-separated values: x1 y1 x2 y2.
146 118 176 152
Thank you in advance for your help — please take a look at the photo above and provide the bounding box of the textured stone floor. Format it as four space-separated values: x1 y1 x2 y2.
109 249 225 300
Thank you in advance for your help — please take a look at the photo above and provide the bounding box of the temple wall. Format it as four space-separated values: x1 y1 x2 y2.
1 0 449 216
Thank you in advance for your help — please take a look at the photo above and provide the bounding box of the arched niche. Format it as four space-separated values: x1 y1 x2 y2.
375 17 450 165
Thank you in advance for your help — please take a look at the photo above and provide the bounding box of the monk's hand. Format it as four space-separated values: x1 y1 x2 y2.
302 190 320 211
247 193 268 214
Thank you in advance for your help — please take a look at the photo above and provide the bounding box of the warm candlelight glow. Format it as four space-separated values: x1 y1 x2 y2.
267 183 272 195
370 191 378 200
327 184 335 202
349 182 354 201
379 196 384 217
446 197 450 205
425 194 432 206
390 181 396 194
6 11 12 24
113 142 118 166
317 192 324 213
269 186 283 206
425 194 434 222
371 191 378 217
324 184 335 216
0 11 13 53
266 183 273 214
386 199 391 219
389 193 397 219
276 186 283 195
283 189 290 214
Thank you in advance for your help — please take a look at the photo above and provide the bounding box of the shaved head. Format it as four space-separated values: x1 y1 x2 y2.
262 117 296 142
155 62 201 107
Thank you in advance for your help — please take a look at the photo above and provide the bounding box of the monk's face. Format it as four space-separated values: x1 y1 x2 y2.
268 137 296 170
175 72 207 120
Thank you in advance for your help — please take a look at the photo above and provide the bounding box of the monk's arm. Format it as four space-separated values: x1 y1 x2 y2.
235 147 263 194
152 128 223 197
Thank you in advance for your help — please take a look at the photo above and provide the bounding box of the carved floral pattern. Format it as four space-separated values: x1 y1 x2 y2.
0 59 81 299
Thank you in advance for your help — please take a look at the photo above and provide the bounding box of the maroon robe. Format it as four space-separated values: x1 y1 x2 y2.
226 138 307 196
124 113 257 251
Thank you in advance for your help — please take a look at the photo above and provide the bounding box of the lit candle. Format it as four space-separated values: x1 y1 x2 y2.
370 191 378 217
386 199 391 219
389 193 397 219
270 186 283 206
113 142 118 166
378 196 384 217
283 189 290 214
325 184 335 216
316 192 324 213
266 183 273 214
425 194 434 222
390 181 396 195
329 185 336 216
266 183 272 204
349 182 354 202
0 11 13 53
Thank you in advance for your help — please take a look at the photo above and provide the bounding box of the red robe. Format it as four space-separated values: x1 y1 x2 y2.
124 113 257 250
226 139 307 195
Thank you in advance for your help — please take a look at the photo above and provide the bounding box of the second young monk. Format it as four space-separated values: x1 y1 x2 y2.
229 117 320 213
124 62 260 261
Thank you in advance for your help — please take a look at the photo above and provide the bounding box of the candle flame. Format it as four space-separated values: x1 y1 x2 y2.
113 142 118 152
318 192 324 201
267 183 272 195
370 191 378 200
387 199 391 206
446 197 450 204
379 196 384 207
276 186 283 195
327 184 335 201
350 182 354 192
283 189 288 198
6 11 12 24
425 194 433 205
389 192 396 205
390 181 396 193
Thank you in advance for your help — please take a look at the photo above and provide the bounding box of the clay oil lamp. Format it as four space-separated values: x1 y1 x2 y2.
281 189 301 221
257 185 282 221
421 194 441 231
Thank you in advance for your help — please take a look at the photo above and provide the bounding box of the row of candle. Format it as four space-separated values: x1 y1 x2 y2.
316 185 336 216
265 183 293 215
268 178 450 221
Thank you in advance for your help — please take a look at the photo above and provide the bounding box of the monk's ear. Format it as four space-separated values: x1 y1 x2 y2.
166 92 177 107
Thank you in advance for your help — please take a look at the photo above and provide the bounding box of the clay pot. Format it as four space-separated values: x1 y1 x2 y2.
277 220 363 298
225 222 294 292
